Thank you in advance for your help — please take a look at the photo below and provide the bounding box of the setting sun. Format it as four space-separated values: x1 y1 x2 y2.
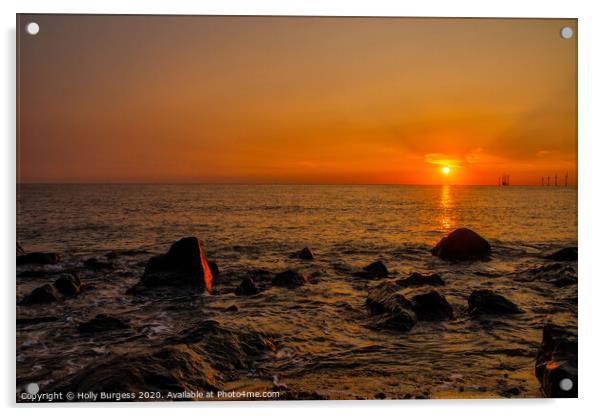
442 166 450 175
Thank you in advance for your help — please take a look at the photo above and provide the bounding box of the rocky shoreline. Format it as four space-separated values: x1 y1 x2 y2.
16 228 578 400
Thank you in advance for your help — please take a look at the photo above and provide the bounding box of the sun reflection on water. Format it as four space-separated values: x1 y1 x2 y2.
439 185 456 232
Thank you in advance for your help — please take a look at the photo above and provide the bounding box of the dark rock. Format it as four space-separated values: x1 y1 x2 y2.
83 258 114 270
410 290 454 321
141 237 213 293
53 273 82 296
501 387 521 397
295 247 315 260
431 228 491 261
20 284 63 305
208 261 219 278
235 277 260 296
17 242 25 256
78 314 130 333
396 272 445 287
16 316 59 326
353 260 389 278
535 324 577 398
273 270 308 288
468 289 523 316
545 247 577 261
50 345 220 400
17 252 60 265
225 304 238 312
554 276 577 287
366 282 416 331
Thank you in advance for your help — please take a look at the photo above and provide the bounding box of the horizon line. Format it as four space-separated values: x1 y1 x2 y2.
15 182 578 187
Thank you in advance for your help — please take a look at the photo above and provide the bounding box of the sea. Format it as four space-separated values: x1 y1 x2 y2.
16 184 578 399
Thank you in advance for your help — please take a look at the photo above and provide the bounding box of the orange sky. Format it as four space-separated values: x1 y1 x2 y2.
17 15 577 185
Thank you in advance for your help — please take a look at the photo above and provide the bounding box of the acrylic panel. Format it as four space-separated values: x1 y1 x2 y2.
16 15 577 402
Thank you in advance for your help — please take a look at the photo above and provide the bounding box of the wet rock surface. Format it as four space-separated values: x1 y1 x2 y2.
468 289 523 316
294 247 315 260
410 290 454 321
535 324 577 398
139 237 213 292
431 228 491 261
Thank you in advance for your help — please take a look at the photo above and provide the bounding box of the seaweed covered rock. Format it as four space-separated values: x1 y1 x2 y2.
272 270 308 288
431 228 491 261
141 237 213 292
235 277 260 296
396 272 445 287
545 247 577 262
468 289 523 316
17 252 60 265
78 314 130 333
366 282 416 331
410 290 454 321
535 324 577 398
353 260 389 279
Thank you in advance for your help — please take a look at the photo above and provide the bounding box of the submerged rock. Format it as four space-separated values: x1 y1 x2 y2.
431 228 491 261
353 260 389 279
17 252 60 265
545 247 577 262
235 277 260 296
78 314 130 333
535 324 577 398
396 272 445 287
294 247 315 260
366 282 416 331
272 270 308 288
141 237 213 293
20 273 82 305
410 290 454 321
83 258 114 270
468 289 523 316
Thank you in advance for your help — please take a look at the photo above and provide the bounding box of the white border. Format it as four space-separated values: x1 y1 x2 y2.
2 1 601 415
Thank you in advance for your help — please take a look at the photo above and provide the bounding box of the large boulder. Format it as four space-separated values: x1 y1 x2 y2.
468 289 523 316
17 252 60 265
396 272 445 287
353 260 389 279
545 247 577 262
366 282 417 331
141 237 213 293
410 290 454 321
431 228 491 261
272 270 308 288
535 324 577 398
78 314 130 333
